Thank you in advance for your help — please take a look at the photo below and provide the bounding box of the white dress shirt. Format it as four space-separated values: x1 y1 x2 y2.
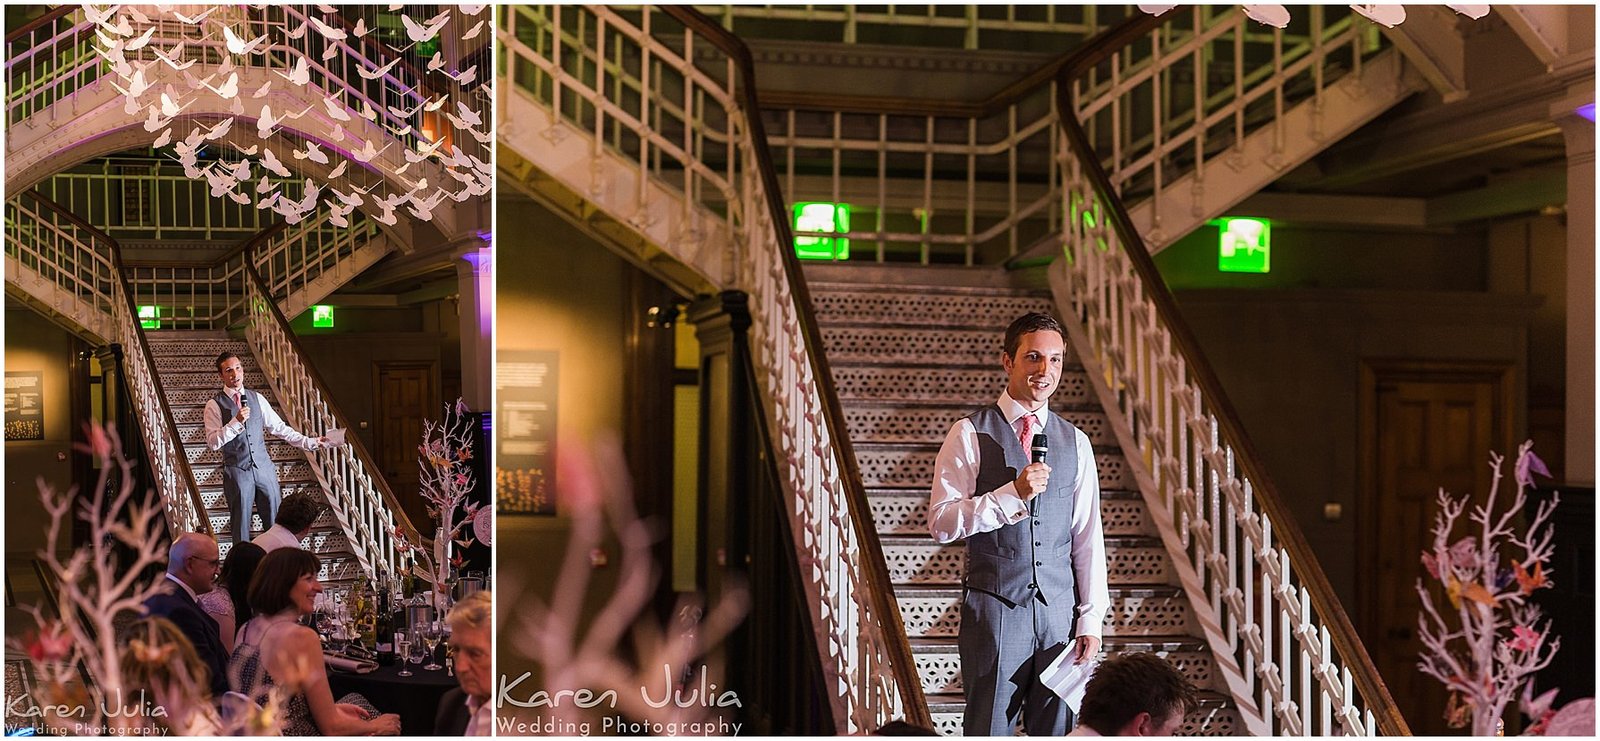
165 572 200 602
252 524 304 552
464 695 492 736
928 391 1111 638
202 387 321 453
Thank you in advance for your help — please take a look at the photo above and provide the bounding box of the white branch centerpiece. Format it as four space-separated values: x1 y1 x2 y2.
7 424 279 735
395 398 483 611
1415 441 1561 736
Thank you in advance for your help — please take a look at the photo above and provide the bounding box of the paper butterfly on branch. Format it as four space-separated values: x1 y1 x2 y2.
87 4 492 227
1415 441 1561 737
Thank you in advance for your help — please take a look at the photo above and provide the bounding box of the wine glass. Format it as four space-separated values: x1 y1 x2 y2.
395 634 413 677
407 635 427 666
421 622 444 671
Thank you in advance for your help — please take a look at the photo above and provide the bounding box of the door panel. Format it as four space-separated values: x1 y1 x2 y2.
1365 367 1506 736
374 362 437 529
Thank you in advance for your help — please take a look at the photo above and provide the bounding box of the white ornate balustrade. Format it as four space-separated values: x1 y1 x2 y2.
4 192 208 536
1050 28 1408 731
241 255 416 598
500 4 925 732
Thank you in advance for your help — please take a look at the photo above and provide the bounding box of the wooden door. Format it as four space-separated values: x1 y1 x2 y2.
1361 362 1512 735
374 362 438 529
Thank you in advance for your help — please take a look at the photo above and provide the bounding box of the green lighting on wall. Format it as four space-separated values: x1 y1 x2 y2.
1217 217 1271 273
311 305 335 328
793 202 850 260
138 305 160 329
415 38 440 59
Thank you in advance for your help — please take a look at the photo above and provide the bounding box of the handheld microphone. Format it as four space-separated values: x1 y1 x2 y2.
1030 432 1048 464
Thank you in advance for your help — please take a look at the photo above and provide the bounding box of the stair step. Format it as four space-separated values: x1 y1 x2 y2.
156 370 272 390
186 441 308 468
833 365 1095 406
924 691 1239 737
856 446 1133 490
216 528 350 558
191 459 317 491
153 354 260 375
911 635 1219 696
895 585 1197 640
823 326 1047 367
145 337 246 356
868 488 1153 538
844 404 1113 446
809 285 1053 329
879 536 1175 587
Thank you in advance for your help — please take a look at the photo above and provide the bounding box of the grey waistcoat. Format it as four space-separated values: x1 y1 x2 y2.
963 404 1081 606
213 390 274 473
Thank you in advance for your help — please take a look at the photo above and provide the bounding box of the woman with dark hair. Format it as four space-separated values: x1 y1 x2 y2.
230 549 400 736
198 541 265 649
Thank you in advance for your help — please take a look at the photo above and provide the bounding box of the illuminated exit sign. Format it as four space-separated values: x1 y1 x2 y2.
311 305 334 328
138 305 160 329
793 202 850 260
1217 217 1270 273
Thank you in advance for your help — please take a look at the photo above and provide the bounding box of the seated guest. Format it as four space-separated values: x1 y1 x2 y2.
197 541 266 649
254 490 325 552
120 617 222 735
143 532 229 698
231 549 401 736
1069 652 1199 736
435 591 492 735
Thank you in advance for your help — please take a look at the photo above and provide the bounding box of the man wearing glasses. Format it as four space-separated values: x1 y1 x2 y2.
143 532 230 697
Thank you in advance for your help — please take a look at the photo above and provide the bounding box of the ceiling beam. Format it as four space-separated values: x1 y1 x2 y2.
1380 6 1469 102
1424 169 1567 225
1496 6 1571 68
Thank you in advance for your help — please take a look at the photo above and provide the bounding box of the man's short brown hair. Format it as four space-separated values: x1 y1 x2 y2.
1077 652 1199 734
1002 312 1066 358
215 351 240 372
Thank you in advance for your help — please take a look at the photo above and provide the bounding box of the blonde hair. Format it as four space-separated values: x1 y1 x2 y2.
446 590 491 633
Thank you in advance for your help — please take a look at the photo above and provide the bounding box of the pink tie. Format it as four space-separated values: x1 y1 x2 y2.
1018 414 1034 448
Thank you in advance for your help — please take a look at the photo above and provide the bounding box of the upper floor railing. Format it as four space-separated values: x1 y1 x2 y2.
501 4 929 731
759 5 1386 264
37 160 300 241
698 4 1123 51
5 190 211 538
124 208 383 331
1051 11 1407 736
5 6 100 126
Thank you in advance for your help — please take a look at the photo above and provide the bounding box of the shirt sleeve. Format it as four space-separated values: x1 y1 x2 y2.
255 395 320 451
1070 429 1110 639
203 398 242 451
927 418 1031 544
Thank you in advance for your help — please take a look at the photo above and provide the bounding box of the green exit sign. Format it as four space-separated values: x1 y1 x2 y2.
312 305 335 328
138 305 160 329
793 202 850 260
1217 217 1271 273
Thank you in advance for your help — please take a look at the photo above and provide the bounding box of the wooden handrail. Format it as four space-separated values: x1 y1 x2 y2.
1049 12 1411 737
21 189 215 539
236 241 426 550
660 6 932 729
5 6 76 43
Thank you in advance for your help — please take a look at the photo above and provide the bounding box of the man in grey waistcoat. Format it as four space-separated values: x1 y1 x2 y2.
203 351 329 544
928 312 1109 736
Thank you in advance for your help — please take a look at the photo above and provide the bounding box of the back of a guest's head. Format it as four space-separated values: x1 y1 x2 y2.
247 548 321 616
221 542 267 623
445 590 491 634
871 720 938 735
274 490 325 536
120 617 210 700
1078 652 1199 736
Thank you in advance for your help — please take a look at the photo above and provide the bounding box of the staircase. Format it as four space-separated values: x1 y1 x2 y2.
502 4 1421 734
809 273 1239 735
146 331 363 586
